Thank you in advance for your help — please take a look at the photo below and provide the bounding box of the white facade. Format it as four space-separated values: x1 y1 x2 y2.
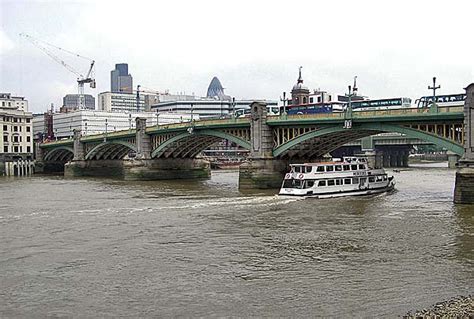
0 93 29 112
152 97 278 118
33 110 196 139
98 91 158 113
0 93 33 155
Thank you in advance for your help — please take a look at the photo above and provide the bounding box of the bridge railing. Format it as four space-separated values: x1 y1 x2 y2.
282 106 463 121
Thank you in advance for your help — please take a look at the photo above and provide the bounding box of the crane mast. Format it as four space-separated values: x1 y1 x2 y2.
20 33 96 110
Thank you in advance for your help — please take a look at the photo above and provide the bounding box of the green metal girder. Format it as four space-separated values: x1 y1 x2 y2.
273 122 464 157
43 146 74 161
151 129 251 158
85 141 137 160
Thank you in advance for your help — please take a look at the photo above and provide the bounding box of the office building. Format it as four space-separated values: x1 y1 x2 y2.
61 94 95 112
111 63 133 93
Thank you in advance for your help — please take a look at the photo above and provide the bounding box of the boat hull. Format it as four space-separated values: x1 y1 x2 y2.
279 183 395 199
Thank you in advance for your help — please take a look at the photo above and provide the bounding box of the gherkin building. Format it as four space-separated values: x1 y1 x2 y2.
206 76 231 100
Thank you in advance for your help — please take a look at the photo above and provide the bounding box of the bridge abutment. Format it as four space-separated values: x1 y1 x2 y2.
454 83 474 203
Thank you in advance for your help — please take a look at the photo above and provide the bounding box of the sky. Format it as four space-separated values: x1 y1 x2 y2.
1 0 474 113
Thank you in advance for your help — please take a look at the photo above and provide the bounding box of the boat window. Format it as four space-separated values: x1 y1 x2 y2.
369 176 375 183
351 164 358 170
335 165 342 171
352 177 359 184
383 175 387 181
359 164 365 169
283 179 304 189
344 178 352 184
305 166 312 173
360 177 367 184
327 180 335 186
335 179 342 185
376 176 383 182
316 166 325 172
343 165 350 171
326 165 334 172
306 180 315 188
318 180 326 187
294 166 301 173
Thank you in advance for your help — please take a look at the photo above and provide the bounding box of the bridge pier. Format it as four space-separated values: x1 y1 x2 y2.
239 101 288 189
454 83 474 203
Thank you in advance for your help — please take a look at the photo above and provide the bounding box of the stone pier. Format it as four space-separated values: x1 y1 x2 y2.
239 101 288 189
454 83 474 203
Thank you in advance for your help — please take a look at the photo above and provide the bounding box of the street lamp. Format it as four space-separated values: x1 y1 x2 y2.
156 111 160 127
190 103 194 122
232 97 235 118
128 113 132 131
428 77 440 107
104 118 108 142
280 92 287 115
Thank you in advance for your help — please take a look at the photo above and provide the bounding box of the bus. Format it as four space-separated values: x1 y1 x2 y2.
350 97 412 111
234 105 280 118
286 103 344 115
415 94 465 108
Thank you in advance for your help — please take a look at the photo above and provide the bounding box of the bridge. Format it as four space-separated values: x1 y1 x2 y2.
37 83 474 203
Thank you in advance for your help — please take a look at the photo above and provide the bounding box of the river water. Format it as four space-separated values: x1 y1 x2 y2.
0 164 473 317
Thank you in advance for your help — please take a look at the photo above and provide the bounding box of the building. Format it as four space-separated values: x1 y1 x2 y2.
61 94 95 112
97 91 159 113
151 77 278 118
33 110 196 140
111 63 133 93
0 93 34 175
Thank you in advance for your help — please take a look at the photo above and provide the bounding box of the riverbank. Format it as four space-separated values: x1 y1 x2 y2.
404 295 474 318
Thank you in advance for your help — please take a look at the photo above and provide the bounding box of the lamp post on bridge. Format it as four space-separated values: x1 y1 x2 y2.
280 91 287 117
428 77 441 109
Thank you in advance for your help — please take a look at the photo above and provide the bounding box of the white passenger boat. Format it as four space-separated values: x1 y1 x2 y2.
279 157 395 198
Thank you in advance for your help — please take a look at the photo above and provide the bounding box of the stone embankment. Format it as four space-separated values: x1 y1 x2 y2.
404 295 473 318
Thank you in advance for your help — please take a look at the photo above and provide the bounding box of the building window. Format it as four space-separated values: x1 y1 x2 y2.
3 135 7 142
13 126 17 132
13 136 18 143
27 136 30 142
26 126 30 132
303 97 307 104
26 118 31 123
3 125 7 131
13 146 18 152
3 146 7 152
27 146 31 153
309 97 313 103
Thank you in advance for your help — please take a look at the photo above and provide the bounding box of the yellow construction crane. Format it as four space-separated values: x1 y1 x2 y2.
19 33 96 109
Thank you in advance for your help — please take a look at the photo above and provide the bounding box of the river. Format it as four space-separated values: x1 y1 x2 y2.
0 164 473 317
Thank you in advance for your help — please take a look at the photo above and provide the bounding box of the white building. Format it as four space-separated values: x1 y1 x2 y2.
1 93 34 176
33 110 197 139
98 91 158 113
0 93 33 155
152 97 278 118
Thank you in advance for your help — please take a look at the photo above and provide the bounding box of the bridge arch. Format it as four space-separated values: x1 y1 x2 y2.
85 141 137 160
43 146 74 161
151 129 251 158
273 123 464 158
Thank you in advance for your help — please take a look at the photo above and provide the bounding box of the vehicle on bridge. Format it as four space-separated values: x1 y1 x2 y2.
279 157 395 198
350 97 412 111
234 105 280 117
415 93 466 108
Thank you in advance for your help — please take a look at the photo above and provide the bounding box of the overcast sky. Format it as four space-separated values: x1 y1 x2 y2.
1 0 474 113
